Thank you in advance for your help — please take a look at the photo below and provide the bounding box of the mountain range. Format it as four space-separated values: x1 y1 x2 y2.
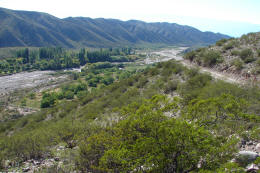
0 7 230 48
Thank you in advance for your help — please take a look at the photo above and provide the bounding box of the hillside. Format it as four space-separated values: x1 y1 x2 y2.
184 32 260 84
0 7 230 48
0 57 260 172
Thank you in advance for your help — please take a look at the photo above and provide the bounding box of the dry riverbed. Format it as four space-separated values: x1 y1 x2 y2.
0 71 68 96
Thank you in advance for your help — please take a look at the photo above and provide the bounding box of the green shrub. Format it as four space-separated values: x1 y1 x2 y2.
164 81 178 94
244 56 256 63
239 49 253 61
101 76 114 85
201 50 223 66
184 51 196 61
136 76 148 88
3 130 53 161
223 42 234 50
257 49 260 57
57 92 64 100
88 78 98 87
28 92 36 99
76 90 89 99
20 98 27 107
231 50 240 56
40 93 56 108
231 58 244 70
216 39 227 46
77 96 238 172
64 91 74 99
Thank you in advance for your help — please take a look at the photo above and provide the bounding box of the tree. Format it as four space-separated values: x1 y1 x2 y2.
78 48 86 65
24 48 29 64
40 93 56 108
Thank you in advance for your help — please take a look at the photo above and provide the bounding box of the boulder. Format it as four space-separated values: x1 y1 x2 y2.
236 151 259 166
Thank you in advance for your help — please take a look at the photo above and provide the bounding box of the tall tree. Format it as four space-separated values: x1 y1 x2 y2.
78 48 86 65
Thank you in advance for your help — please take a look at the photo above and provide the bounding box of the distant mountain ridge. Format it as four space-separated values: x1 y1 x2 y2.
0 7 230 48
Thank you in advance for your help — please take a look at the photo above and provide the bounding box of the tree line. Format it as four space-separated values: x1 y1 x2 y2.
0 47 133 75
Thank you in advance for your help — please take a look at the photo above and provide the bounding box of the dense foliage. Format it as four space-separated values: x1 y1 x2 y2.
77 95 238 172
0 47 133 75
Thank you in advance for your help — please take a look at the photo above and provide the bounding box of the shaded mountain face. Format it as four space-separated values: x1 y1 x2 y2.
0 7 230 48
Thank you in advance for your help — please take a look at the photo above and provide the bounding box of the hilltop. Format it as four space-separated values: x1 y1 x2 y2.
0 7 229 48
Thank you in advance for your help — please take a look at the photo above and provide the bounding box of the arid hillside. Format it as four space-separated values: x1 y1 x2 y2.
184 32 260 84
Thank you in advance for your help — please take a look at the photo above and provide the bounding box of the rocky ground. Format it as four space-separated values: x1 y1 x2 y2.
0 71 68 96
5 144 78 172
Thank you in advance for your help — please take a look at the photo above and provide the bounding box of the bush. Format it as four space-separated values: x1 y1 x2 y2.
28 92 36 99
64 91 74 99
20 98 27 107
101 76 114 85
223 42 234 50
231 50 240 56
201 50 223 66
77 96 238 172
164 81 178 94
231 58 244 70
239 49 253 61
3 130 53 161
244 56 256 63
216 39 227 46
257 49 260 57
184 51 196 61
74 83 88 94
40 93 56 108
88 78 98 87
136 76 148 88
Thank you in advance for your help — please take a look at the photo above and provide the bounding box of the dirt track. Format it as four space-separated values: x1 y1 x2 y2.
151 48 248 85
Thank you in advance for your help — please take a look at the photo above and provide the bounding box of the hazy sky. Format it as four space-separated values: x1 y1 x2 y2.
0 0 260 37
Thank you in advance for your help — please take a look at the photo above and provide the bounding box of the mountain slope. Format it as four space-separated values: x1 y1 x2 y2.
0 7 230 48
183 32 260 84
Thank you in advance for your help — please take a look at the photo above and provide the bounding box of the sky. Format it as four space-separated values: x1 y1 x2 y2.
0 0 260 37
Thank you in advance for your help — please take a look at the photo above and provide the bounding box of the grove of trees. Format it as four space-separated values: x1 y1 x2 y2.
0 47 133 75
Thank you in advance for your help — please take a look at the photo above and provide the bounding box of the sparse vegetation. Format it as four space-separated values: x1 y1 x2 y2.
185 32 260 84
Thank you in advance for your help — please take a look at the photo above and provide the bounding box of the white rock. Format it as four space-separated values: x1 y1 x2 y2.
256 143 260 153
237 151 259 164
